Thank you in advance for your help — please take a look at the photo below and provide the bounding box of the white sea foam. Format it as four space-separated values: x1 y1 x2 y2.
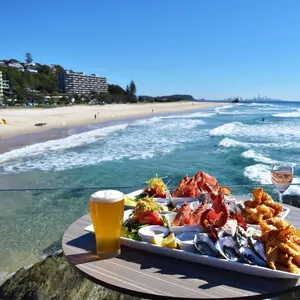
245 102 276 107
135 112 214 124
244 164 271 184
0 124 128 164
0 271 14 285
218 138 251 148
217 110 263 115
134 116 163 125
272 109 300 118
132 116 205 129
159 112 215 119
214 104 235 113
210 121 300 142
257 106 291 112
210 122 244 137
158 119 205 130
217 102 290 114
286 178 300 195
241 150 296 166
241 150 275 164
219 138 300 150
0 115 206 173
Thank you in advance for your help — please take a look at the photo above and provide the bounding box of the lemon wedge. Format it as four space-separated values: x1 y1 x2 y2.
152 236 164 246
124 196 136 206
161 205 169 211
162 233 177 249
296 228 300 238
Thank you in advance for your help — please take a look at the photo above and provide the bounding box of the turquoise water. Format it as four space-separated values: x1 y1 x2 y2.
1 101 300 280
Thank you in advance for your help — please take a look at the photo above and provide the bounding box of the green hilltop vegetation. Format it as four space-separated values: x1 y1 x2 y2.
0 62 63 97
0 55 194 106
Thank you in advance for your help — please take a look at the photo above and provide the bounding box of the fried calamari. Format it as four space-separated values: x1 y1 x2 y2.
260 217 300 274
243 188 283 225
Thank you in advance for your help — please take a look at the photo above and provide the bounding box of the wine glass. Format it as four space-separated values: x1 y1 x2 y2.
271 163 294 204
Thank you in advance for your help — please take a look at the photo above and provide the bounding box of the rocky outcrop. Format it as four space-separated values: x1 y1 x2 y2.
0 252 139 300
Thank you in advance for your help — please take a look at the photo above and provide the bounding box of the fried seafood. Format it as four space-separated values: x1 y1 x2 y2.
260 217 300 274
243 188 283 224
292 235 300 246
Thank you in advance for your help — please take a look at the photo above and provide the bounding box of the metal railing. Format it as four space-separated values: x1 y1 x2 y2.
0 182 299 192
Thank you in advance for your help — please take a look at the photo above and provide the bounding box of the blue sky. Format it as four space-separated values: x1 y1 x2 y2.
1 0 300 100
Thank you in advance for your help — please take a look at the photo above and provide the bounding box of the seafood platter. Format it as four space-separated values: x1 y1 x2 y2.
85 171 300 279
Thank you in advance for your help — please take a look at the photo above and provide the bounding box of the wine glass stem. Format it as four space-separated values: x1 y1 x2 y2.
279 192 283 204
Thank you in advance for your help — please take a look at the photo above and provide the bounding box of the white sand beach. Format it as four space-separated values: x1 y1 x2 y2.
0 102 225 139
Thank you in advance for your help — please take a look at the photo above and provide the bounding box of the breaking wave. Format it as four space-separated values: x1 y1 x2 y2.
218 138 251 149
210 121 300 142
0 115 206 173
272 109 300 118
241 150 275 164
0 124 129 164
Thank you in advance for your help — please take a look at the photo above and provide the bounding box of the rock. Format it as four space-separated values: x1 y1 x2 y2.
0 253 140 300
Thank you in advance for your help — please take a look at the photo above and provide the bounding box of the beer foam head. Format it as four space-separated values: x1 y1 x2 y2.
90 190 124 203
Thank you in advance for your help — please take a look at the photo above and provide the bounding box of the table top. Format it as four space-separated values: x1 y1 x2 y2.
62 201 300 300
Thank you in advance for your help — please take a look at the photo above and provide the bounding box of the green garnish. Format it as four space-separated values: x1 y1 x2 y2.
133 196 163 218
122 221 150 241
146 175 169 193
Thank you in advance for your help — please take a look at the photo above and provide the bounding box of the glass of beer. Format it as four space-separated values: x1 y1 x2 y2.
89 190 124 258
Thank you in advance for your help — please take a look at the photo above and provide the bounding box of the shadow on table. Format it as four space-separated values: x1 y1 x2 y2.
117 246 300 297
65 232 100 265
64 232 300 297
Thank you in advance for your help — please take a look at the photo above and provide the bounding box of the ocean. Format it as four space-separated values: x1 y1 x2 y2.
1 101 300 282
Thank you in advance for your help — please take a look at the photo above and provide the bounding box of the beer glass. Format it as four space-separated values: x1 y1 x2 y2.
89 190 124 258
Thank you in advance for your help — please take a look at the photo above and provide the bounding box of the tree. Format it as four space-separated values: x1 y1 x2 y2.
7 59 19 64
97 92 111 104
74 94 81 104
126 85 130 95
25 52 33 64
129 80 136 96
58 96 69 105
127 95 138 103
38 64 51 75
108 84 126 94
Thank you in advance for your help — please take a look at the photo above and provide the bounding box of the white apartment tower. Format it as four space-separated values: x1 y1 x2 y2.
59 70 108 94
0 71 3 100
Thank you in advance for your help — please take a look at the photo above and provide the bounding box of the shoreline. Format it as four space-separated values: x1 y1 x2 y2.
0 102 228 154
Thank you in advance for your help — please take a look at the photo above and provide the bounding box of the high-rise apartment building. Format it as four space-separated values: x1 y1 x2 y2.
0 72 10 100
59 70 108 94
0 71 3 100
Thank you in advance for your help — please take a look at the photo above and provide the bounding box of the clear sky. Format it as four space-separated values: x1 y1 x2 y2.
1 0 300 100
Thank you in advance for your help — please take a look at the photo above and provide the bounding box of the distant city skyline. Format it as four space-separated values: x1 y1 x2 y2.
1 0 300 101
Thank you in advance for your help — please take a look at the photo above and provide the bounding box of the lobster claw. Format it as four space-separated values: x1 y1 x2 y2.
200 191 230 241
